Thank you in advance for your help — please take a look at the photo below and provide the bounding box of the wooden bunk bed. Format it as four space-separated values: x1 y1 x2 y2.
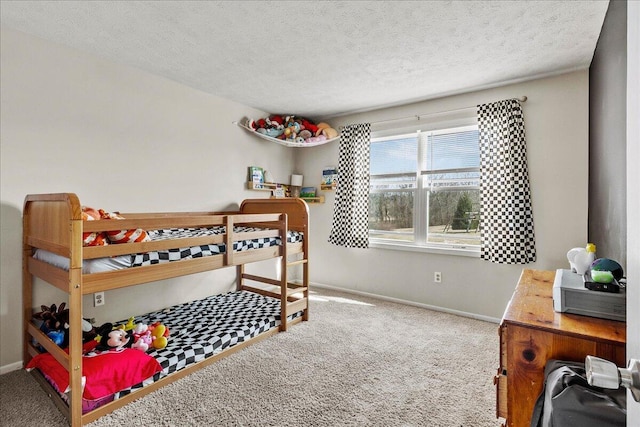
22 193 310 426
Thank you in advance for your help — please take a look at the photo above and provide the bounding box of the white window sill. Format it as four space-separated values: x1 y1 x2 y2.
369 240 480 257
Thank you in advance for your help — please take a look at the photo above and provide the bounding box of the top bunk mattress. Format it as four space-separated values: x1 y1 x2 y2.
33 226 304 274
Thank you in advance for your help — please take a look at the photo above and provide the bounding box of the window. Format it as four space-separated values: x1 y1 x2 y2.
369 123 480 254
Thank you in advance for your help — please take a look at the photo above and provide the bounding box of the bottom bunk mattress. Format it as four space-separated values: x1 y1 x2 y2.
27 290 302 413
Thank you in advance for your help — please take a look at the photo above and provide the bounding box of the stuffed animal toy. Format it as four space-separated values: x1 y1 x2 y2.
82 318 98 343
117 317 136 332
46 330 65 347
33 303 67 333
33 302 70 347
268 115 284 127
298 129 312 140
247 114 338 143
130 322 152 352
56 307 70 347
305 135 327 144
94 322 133 352
283 121 301 141
124 321 170 351
300 118 318 135
33 303 98 349
133 322 148 336
249 114 285 138
132 330 153 352
57 311 97 346
315 122 338 139
148 322 170 350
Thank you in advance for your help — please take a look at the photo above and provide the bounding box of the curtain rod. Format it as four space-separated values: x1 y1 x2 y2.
367 96 528 127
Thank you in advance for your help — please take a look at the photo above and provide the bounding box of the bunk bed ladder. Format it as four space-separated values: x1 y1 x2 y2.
286 257 309 322
235 217 310 331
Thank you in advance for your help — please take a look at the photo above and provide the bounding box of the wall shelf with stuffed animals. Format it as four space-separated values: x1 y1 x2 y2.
234 114 339 147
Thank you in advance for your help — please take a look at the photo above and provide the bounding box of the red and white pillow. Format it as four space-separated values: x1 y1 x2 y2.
80 206 150 246
81 206 108 247
98 210 150 244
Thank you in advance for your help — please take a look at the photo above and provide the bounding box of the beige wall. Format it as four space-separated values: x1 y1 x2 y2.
297 70 590 321
0 28 295 370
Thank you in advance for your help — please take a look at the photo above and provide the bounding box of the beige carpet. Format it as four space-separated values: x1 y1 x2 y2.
0 288 500 426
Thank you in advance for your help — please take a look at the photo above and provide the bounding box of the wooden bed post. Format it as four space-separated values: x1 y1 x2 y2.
225 215 234 267
69 218 84 427
280 213 288 332
236 264 244 291
302 211 310 322
22 203 33 368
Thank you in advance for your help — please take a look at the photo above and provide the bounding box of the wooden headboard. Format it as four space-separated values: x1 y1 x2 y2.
239 198 309 233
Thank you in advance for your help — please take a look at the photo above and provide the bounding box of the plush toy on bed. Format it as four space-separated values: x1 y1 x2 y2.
118 317 136 332
33 302 98 349
33 302 70 347
131 323 153 352
149 322 170 350
82 318 98 343
33 303 67 334
125 321 170 351
94 322 133 352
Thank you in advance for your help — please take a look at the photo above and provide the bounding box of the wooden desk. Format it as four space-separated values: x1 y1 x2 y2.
495 269 626 427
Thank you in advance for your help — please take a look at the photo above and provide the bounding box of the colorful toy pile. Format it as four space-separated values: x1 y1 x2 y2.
32 304 169 353
247 115 338 144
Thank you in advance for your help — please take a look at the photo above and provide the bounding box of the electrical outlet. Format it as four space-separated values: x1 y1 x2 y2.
434 272 442 283
94 292 105 307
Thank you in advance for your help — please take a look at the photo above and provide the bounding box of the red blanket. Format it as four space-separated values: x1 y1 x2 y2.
26 343 161 400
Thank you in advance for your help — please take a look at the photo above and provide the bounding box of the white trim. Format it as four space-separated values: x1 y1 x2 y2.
1 360 23 375
306 281 500 324
369 240 481 257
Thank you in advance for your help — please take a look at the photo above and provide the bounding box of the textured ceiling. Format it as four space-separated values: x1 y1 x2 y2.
1 1 609 119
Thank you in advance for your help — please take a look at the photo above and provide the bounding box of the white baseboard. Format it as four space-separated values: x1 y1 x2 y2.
303 280 501 324
1 360 23 375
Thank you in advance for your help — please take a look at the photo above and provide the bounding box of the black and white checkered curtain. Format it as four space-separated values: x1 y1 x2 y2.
477 99 536 264
328 123 371 248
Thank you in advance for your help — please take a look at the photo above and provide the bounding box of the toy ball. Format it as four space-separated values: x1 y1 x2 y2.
590 258 624 281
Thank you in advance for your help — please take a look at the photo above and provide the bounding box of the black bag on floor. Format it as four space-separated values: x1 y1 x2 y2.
530 359 626 427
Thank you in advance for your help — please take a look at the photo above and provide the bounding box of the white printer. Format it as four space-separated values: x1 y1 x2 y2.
553 269 626 322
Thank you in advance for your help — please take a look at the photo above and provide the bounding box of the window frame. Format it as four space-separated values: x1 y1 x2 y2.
368 119 481 257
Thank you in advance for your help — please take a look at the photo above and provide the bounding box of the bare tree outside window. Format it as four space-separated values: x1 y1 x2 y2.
369 126 480 249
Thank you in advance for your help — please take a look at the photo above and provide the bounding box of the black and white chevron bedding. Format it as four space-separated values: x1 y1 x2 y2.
33 227 304 273
116 290 301 397
131 226 303 267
